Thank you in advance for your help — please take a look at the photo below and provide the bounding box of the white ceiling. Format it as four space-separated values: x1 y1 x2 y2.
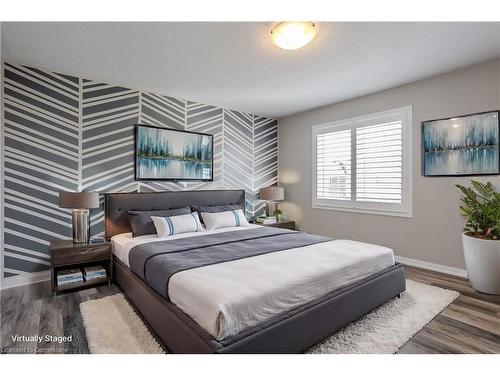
2 22 500 118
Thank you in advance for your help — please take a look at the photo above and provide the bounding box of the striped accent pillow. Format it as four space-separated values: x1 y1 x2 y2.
201 209 249 231
151 212 205 237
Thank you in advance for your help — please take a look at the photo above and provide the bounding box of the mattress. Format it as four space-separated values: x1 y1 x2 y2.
111 227 395 340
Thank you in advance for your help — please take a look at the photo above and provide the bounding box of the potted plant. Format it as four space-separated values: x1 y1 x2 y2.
274 208 283 222
456 180 500 294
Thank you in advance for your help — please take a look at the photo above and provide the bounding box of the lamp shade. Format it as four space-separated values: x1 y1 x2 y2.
59 192 99 209
260 186 284 201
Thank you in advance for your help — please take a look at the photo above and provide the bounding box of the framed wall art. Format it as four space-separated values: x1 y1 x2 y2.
135 125 214 181
422 110 499 176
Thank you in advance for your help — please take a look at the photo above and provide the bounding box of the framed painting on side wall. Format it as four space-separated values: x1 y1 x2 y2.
422 110 500 176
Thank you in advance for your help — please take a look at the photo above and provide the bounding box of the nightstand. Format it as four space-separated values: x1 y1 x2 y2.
255 220 296 230
50 240 113 294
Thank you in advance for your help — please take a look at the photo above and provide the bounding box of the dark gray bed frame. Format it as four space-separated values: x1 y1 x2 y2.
105 189 406 354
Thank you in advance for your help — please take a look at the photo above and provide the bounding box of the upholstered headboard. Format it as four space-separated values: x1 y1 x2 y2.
104 189 246 239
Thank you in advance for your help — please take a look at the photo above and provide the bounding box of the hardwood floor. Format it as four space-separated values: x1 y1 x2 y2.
1 266 499 354
1 282 120 354
398 266 500 354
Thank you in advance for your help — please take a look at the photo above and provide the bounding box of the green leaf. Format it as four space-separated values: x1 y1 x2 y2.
457 180 500 239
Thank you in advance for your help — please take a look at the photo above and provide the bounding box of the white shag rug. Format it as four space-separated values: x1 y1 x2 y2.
80 280 459 354
307 279 459 353
80 294 164 354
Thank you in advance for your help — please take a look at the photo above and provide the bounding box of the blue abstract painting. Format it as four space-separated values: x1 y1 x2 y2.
136 125 213 180
423 111 499 176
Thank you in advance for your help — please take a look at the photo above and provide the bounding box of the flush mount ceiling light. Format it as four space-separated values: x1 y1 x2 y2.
270 22 317 50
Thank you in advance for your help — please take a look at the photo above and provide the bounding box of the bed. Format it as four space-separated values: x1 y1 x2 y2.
105 189 406 353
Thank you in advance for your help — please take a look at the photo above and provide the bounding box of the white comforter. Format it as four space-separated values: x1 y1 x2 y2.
112 226 394 340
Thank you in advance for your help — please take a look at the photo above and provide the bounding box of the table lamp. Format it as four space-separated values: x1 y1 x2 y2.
59 192 99 243
259 186 284 217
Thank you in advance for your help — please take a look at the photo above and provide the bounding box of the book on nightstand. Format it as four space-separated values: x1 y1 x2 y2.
83 266 107 281
89 237 106 244
255 216 277 224
57 269 84 286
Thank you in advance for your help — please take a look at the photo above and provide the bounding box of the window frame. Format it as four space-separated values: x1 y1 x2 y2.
312 105 413 218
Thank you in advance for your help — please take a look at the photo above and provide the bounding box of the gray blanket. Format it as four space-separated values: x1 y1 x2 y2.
128 227 331 299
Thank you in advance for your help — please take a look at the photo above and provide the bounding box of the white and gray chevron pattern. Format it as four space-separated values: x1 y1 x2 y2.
223 110 254 213
1 62 278 278
3 63 79 276
252 116 278 214
82 80 140 236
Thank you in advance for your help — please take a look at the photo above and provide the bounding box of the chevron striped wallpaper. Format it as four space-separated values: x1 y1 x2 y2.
1 62 278 278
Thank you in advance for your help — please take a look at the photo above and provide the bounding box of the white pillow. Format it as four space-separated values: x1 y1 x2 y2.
151 212 204 237
201 209 249 231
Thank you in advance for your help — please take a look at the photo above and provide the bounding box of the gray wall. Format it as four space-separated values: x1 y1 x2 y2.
1 61 277 277
278 58 500 270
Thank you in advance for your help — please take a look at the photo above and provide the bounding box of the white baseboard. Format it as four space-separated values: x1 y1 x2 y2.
395 255 468 278
1 270 51 290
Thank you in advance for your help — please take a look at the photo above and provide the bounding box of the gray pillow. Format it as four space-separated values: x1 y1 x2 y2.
127 207 191 237
190 205 243 224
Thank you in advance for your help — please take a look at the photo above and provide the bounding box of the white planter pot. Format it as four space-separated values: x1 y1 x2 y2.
462 232 500 294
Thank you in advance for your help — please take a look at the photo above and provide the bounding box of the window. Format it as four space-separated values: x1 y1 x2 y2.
312 106 412 217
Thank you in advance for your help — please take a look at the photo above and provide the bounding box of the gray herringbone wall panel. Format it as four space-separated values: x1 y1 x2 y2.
3 63 80 275
253 116 278 216
141 92 185 130
223 110 255 214
82 80 140 236
2 62 278 278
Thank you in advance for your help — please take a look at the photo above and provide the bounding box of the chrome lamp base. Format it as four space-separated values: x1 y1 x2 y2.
72 209 90 243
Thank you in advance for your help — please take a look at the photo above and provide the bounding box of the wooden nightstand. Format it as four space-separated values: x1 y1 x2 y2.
255 220 296 230
50 240 113 294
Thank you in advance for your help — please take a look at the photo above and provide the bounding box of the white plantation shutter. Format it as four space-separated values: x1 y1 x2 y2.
316 129 351 200
313 106 412 217
356 121 402 203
